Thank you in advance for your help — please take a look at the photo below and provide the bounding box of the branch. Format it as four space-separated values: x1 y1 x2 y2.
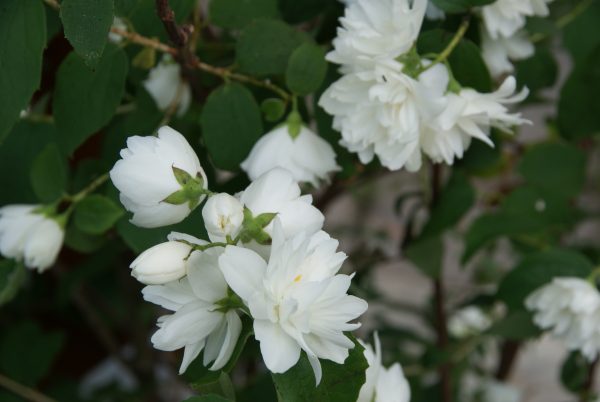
0 373 57 402
580 358 598 402
495 340 521 381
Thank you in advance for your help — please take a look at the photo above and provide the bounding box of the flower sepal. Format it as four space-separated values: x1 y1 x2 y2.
163 166 210 209
237 207 277 245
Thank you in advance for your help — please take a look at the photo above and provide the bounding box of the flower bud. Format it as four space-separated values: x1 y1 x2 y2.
130 240 192 285
202 193 244 241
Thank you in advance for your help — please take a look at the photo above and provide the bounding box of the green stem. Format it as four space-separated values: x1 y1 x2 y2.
531 0 594 43
0 373 57 402
587 266 600 285
422 17 470 72
68 173 110 204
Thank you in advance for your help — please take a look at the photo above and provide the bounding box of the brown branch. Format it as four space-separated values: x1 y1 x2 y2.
111 27 176 55
0 373 57 402
580 358 598 402
495 341 521 381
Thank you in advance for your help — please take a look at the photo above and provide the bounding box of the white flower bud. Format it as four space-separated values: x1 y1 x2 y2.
202 193 244 241
0 205 65 272
130 240 193 285
143 55 191 116
110 126 208 228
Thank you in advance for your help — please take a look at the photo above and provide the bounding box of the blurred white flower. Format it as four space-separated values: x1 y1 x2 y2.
480 0 554 40
481 29 534 77
481 379 522 402
110 126 208 228
130 232 203 285
241 125 339 186
202 193 244 242
448 306 493 338
526 277 600 360
426 2 445 20
239 168 324 242
0 205 64 272
108 17 127 43
357 333 410 402
143 55 192 116
143 247 242 374
219 220 367 383
328 0 427 72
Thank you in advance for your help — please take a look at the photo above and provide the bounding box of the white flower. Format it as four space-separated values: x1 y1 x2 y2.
328 0 427 72
142 247 242 374
219 221 368 383
239 168 324 247
202 193 244 242
448 306 493 338
241 125 340 186
108 17 127 43
143 55 192 116
357 333 410 402
526 277 600 361
421 76 530 165
480 0 554 40
481 29 534 77
481 379 522 402
426 2 445 20
110 126 208 228
130 232 202 285
0 205 64 272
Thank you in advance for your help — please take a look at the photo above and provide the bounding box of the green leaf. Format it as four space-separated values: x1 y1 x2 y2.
486 311 540 340
515 47 558 95
562 1 600 64
236 19 309 76
0 260 26 306
430 0 494 13
0 0 46 143
418 30 491 92
286 42 328 96
209 0 279 29
64 224 107 253
200 83 263 170
183 395 233 402
0 321 64 386
421 171 475 237
272 335 368 402
60 0 114 67
53 44 128 155
518 142 585 198
496 249 593 311
560 352 589 394
261 98 286 122
74 194 124 235
30 143 67 203
405 236 443 278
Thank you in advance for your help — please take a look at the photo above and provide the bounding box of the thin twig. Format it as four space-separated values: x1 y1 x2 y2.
423 16 470 72
0 373 57 402
531 0 594 43
111 27 176 55
495 340 521 381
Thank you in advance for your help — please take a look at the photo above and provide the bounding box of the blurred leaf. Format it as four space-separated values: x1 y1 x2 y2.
458 132 503 176
64 224 108 253
60 0 114 67
0 321 64 386
200 83 263 170
209 0 280 29
183 395 233 402
53 44 128 155
236 19 309 76
562 1 600 64
430 0 494 13
0 0 46 143
272 335 367 402
560 352 589 394
516 47 558 95
421 171 475 237
418 29 491 92
279 0 336 24
405 236 443 278
286 42 328 96
518 142 585 198
30 143 67 203
496 249 593 310
261 98 287 122
0 260 25 306
486 311 540 340
74 194 124 235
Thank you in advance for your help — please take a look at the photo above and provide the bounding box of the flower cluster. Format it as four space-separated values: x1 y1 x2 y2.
357 333 411 402
320 0 530 172
525 277 600 361
0 205 65 272
110 126 367 381
479 0 554 77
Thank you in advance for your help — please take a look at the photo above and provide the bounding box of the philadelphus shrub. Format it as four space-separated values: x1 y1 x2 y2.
109 126 365 383
320 0 530 171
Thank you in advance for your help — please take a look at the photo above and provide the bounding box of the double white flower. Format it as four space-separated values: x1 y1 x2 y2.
241 125 339 186
357 333 411 402
0 205 64 272
219 220 368 383
110 126 208 228
142 246 242 374
526 277 600 361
